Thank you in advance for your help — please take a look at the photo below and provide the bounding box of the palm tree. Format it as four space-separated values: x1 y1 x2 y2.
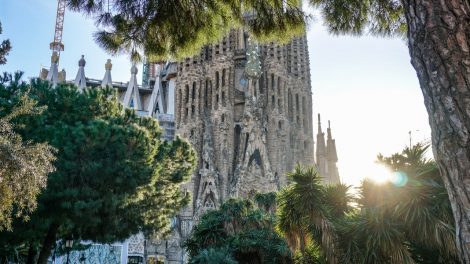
276 165 338 263
185 198 292 264
336 143 458 264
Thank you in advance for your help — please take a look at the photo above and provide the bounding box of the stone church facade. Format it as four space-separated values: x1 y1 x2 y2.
145 29 337 263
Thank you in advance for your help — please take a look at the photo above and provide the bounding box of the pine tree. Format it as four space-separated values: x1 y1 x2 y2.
66 0 306 62
0 79 196 264
0 21 11 65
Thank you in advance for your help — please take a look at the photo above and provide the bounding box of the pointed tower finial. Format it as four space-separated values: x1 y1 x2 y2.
122 64 142 110
102 59 113 88
147 64 163 116
46 51 60 87
74 55 87 90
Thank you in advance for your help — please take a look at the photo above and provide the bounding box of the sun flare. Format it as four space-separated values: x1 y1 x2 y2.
365 163 394 184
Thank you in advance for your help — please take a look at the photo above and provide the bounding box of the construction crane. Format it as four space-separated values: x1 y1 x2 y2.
50 0 66 64
41 0 66 82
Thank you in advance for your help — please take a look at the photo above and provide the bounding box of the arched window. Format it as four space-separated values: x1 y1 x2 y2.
192 82 196 101
277 77 281 95
215 71 220 89
185 85 189 103
178 88 182 121
204 79 209 108
222 69 226 86
271 73 275 91
288 90 293 120
295 94 299 112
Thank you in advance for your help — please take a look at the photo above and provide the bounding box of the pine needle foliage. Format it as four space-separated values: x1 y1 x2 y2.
0 21 11 65
185 198 292 264
0 79 196 262
66 0 306 61
308 0 407 37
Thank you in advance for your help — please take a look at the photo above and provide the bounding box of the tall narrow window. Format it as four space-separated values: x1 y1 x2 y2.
185 85 189 103
271 73 275 91
215 71 220 89
222 69 226 86
204 80 209 107
192 82 196 101
295 94 299 111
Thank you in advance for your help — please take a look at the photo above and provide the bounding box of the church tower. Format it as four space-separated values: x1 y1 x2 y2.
147 29 315 262
316 114 340 184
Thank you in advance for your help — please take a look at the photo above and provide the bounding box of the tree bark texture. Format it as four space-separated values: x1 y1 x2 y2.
402 0 470 262
36 223 59 264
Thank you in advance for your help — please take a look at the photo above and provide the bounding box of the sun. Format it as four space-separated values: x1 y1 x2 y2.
365 163 394 184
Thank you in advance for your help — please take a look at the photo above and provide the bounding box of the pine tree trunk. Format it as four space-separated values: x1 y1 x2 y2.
402 0 470 262
36 223 59 264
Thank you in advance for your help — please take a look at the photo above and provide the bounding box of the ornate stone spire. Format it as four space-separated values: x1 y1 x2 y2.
74 55 87 90
122 64 142 110
101 59 113 88
316 114 327 180
147 64 163 116
46 51 60 87
326 121 340 184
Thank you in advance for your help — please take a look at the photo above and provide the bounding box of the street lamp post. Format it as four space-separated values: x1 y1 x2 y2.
65 239 73 264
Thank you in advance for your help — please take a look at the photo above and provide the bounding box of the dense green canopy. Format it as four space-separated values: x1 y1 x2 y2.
185 195 292 264
66 0 306 61
276 146 458 264
0 79 196 264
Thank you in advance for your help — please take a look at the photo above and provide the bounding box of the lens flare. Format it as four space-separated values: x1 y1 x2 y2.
365 164 394 184
390 171 408 187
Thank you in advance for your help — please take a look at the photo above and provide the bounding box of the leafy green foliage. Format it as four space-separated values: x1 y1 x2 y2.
0 79 196 262
66 0 306 61
276 165 337 263
0 72 55 231
185 198 292 264
190 247 238 264
0 21 11 65
277 150 457 264
309 0 407 37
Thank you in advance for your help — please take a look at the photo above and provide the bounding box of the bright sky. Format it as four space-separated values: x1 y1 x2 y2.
0 1 431 187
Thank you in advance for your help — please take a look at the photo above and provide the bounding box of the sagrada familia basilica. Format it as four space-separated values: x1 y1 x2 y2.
42 27 340 264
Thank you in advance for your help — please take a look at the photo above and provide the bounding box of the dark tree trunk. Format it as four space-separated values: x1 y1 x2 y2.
26 243 37 264
402 0 470 262
36 223 59 264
